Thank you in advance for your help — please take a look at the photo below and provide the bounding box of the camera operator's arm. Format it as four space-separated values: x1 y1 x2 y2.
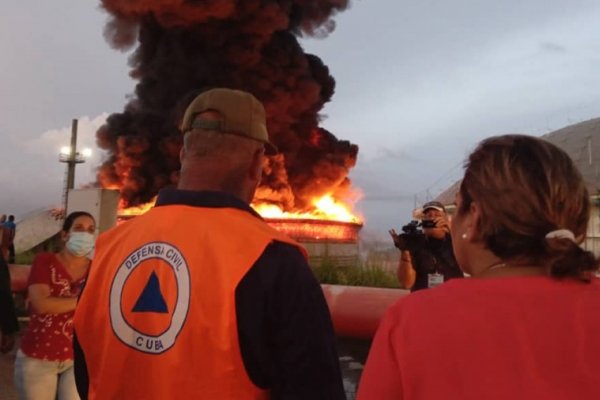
397 250 416 290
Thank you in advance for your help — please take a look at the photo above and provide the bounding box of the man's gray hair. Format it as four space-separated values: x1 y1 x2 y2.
183 129 231 158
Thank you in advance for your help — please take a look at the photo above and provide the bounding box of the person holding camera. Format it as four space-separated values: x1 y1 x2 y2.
389 201 463 291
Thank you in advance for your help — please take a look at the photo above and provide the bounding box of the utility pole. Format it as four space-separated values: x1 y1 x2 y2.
59 119 89 214
66 119 78 194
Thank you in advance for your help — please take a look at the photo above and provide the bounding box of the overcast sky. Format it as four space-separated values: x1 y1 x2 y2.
2 0 600 239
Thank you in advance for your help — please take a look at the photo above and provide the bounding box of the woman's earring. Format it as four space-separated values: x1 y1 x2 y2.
461 233 468 240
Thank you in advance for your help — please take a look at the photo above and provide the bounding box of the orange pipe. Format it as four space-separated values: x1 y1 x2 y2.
9 264 30 293
8 264 31 292
321 284 408 339
10 265 406 340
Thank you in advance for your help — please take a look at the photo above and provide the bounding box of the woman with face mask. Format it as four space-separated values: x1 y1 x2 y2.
14 211 96 400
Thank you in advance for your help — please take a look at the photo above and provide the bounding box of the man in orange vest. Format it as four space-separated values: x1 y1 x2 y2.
73 88 345 399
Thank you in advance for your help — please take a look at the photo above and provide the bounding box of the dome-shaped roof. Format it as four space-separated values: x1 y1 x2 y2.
542 118 600 193
435 118 600 206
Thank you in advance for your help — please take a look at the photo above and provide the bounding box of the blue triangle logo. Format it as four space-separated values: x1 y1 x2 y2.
132 270 168 313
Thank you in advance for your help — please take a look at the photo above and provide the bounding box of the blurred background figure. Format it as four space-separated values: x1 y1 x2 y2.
4 215 16 263
14 212 96 400
0 214 7 261
359 135 600 399
0 250 19 354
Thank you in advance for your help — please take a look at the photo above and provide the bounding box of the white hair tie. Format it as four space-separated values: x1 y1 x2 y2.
545 229 576 242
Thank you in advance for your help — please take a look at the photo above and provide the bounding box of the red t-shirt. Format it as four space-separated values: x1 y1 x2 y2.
358 276 600 400
20 253 85 361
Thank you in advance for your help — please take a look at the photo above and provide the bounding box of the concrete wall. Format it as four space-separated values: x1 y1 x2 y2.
584 203 600 256
67 189 119 234
301 241 360 267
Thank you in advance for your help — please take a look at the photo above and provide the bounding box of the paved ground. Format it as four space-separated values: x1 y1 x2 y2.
0 330 368 400
338 338 370 399
0 340 18 400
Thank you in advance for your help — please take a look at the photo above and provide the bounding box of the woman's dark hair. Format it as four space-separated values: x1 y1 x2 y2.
62 211 95 233
458 134 599 281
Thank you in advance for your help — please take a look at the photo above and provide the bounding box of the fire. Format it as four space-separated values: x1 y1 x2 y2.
118 194 361 225
119 197 156 216
252 194 361 223
117 193 362 242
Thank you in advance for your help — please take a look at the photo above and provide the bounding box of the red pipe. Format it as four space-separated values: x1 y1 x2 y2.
9 264 30 293
10 265 407 340
321 284 408 340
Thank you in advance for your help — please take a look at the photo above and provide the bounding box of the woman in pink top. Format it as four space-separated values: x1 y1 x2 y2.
14 211 96 400
358 135 600 400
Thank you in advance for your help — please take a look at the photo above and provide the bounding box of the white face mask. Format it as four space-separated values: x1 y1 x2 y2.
66 232 96 257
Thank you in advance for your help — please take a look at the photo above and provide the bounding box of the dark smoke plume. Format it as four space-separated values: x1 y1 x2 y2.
97 0 358 211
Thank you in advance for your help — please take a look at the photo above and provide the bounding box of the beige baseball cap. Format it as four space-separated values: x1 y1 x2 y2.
422 201 446 213
180 88 277 155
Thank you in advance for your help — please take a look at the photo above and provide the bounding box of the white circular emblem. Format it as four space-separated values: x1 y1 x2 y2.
109 242 190 354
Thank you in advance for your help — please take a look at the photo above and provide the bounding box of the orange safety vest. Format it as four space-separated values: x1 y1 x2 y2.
74 205 306 400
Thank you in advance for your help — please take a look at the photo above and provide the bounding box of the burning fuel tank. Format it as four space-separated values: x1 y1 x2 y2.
118 213 362 268
118 192 363 267
266 218 362 267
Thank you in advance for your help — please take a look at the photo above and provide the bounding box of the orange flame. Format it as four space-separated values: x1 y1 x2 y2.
119 194 362 224
119 197 156 216
252 194 361 223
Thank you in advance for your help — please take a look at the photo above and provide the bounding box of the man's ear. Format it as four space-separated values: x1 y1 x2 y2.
179 145 186 164
248 147 264 182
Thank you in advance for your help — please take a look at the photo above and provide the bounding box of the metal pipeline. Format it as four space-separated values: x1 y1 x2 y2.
8 264 29 293
10 265 407 340
321 284 408 340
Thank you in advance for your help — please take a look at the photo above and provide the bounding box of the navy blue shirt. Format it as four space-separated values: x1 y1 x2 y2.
409 234 463 291
74 189 345 400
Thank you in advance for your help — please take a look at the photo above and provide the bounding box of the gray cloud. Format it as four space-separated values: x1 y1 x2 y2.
540 41 567 53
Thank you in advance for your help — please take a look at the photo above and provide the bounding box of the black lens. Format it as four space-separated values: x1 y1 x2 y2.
421 219 436 228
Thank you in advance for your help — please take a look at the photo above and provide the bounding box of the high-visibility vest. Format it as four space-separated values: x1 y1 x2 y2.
74 205 306 400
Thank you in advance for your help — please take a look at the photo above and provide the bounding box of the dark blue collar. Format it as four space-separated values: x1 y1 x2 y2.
155 188 262 219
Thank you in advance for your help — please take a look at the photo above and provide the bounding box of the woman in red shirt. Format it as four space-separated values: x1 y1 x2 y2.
358 135 600 400
14 211 96 400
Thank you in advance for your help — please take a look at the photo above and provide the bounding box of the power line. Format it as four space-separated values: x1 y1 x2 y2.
414 159 464 200
361 194 416 202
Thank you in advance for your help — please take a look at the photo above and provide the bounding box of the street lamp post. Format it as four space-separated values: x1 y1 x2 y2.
58 119 91 213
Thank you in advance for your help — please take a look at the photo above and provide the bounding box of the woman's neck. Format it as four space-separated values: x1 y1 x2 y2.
475 261 546 279
58 249 90 270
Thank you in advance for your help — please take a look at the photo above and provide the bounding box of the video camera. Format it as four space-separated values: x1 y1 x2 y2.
394 219 437 250
401 219 437 234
